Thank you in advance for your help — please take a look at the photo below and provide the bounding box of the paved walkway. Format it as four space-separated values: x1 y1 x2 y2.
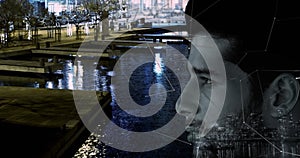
0 86 111 158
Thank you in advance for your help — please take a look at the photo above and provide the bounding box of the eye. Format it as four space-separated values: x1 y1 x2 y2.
198 76 212 85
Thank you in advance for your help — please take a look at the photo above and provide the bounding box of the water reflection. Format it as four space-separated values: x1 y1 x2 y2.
45 81 54 89
154 53 164 75
0 43 191 157
57 79 63 89
75 60 84 90
0 58 111 92
66 72 74 90
34 81 39 88
65 60 75 90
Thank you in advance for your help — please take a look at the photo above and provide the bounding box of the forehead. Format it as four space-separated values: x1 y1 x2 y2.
189 32 246 79
189 32 237 69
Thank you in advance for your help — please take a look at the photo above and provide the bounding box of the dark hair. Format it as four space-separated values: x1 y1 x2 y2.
184 0 300 73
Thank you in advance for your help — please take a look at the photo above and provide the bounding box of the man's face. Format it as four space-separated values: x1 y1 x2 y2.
175 32 253 142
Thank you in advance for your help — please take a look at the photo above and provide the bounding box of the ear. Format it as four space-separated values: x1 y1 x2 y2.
263 73 300 118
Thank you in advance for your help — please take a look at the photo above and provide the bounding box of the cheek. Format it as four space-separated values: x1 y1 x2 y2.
222 80 248 115
194 78 253 121
195 90 211 120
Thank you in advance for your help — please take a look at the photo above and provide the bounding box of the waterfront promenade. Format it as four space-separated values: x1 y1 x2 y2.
0 28 116 157
0 25 191 158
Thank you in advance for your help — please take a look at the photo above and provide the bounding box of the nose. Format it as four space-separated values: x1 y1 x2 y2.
175 76 200 120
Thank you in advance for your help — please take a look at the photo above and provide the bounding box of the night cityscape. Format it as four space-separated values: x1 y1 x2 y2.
1 0 300 158
0 0 189 157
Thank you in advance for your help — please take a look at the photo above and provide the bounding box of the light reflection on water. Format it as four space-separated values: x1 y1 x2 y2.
154 53 164 75
102 45 192 158
45 59 110 91
45 81 54 89
0 58 111 92
0 43 192 157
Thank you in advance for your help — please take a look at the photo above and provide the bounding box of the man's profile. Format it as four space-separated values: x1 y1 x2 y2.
176 0 300 157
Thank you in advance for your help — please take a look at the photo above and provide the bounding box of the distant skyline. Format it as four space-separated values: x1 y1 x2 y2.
29 0 189 15
131 0 188 10
29 0 189 9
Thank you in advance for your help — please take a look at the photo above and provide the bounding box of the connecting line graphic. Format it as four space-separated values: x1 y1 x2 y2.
243 123 282 152
202 91 223 114
256 71 265 99
117 69 162 99
239 70 260 123
192 0 221 20
152 131 192 146
243 123 300 157
240 69 300 157
146 43 176 93
236 52 248 66
187 0 221 35
186 0 300 156
265 17 277 52
265 0 279 52
125 7 140 23
240 80 246 123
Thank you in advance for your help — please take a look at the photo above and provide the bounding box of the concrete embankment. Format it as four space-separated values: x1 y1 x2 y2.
0 86 111 158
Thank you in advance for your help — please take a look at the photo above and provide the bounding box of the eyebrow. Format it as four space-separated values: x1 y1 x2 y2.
193 67 210 75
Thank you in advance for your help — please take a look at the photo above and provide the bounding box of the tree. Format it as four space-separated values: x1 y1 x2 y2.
82 0 121 41
0 0 32 47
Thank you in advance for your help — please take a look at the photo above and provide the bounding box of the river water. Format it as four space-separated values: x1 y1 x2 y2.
0 43 193 157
